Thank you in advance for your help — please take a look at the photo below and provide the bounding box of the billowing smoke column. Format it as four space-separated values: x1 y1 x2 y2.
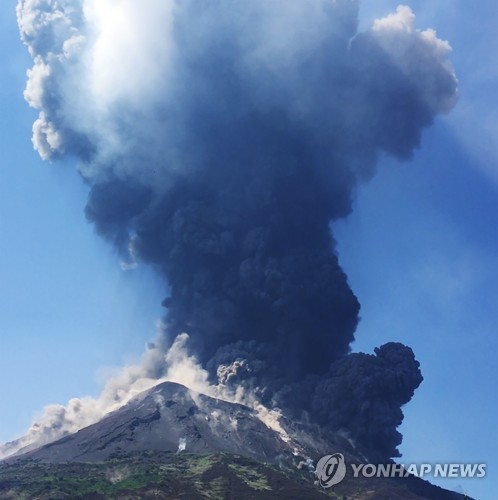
16 0 457 459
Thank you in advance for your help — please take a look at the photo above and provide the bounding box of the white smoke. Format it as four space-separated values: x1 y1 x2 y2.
105 466 130 484
297 457 315 473
162 334 298 449
177 437 186 454
0 325 169 459
0 330 296 459
371 5 458 113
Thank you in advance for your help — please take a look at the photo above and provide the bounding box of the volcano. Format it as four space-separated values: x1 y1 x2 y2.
2 382 469 500
7 382 345 465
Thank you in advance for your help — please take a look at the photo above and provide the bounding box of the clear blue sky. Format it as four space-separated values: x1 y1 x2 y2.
1 2 497 498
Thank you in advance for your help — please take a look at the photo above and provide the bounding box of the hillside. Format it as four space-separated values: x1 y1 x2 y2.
0 451 468 500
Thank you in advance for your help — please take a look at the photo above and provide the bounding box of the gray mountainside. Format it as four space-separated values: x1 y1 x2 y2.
10 382 335 464
13 382 286 463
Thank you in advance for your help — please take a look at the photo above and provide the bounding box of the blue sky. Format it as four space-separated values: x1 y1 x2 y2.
1 1 497 498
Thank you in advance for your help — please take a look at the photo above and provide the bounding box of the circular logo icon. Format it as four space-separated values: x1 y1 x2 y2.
315 453 347 488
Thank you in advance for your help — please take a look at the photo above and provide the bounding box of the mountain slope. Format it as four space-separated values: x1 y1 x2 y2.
0 452 329 500
12 382 290 464
0 451 468 500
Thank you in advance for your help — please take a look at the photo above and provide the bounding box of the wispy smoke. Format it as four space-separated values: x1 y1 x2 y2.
106 466 130 485
9 0 457 461
0 331 296 459
0 324 168 458
177 437 187 454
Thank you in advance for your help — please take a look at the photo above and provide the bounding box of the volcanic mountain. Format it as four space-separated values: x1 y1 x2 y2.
7 382 342 465
2 382 469 499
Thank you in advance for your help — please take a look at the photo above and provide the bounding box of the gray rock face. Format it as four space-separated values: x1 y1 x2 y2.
13 382 291 464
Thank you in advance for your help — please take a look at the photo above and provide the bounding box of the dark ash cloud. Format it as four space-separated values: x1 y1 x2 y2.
15 0 457 459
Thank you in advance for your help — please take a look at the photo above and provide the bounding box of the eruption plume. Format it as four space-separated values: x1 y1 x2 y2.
7 0 457 460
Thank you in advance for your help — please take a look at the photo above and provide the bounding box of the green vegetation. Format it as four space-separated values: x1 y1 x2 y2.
0 452 460 499
0 452 328 499
228 463 272 491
